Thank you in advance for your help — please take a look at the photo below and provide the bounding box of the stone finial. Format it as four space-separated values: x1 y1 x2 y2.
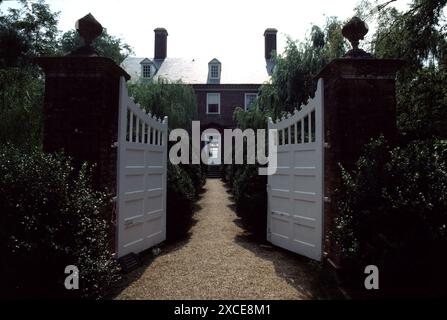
70 13 103 56
342 17 373 58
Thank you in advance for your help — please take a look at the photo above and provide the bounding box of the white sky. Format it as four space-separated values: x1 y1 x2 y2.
2 0 411 59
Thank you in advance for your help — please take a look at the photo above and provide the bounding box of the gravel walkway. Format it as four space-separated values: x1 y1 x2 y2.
115 179 319 300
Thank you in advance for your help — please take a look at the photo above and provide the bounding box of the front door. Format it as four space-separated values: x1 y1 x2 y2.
204 134 221 165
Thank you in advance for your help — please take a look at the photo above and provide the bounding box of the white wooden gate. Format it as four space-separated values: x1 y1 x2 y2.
116 77 168 258
267 79 324 261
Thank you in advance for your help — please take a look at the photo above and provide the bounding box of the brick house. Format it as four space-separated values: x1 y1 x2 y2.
121 28 278 166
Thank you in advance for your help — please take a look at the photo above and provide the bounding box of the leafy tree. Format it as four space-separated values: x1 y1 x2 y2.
0 69 43 149
128 78 197 131
365 0 447 139
259 17 348 118
0 0 59 68
59 28 133 65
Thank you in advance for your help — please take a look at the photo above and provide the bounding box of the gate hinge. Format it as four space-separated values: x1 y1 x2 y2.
324 196 331 203
324 142 330 149
111 141 118 148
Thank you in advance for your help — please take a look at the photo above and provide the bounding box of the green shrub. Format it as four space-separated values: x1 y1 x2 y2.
181 163 206 198
0 145 120 299
333 137 447 298
232 165 268 240
166 163 196 241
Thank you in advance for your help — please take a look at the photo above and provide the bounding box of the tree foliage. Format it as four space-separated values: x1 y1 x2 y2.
0 69 43 149
128 78 198 131
0 0 133 149
259 17 348 118
370 0 447 139
0 0 59 68
58 28 133 65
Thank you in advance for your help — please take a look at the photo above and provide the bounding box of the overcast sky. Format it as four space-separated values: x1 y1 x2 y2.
2 0 411 59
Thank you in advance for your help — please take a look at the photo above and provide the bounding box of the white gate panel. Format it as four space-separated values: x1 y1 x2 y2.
267 79 324 261
116 77 168 258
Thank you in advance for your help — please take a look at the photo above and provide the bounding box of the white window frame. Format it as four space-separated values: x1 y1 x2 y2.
206 93 221 114
209 64 220 79
142 63 152 79
244 93 258 110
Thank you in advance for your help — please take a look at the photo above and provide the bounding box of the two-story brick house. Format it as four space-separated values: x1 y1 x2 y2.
121 28 277 166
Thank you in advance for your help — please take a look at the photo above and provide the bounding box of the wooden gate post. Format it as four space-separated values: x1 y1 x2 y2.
36 15 130 249
316 17 404 268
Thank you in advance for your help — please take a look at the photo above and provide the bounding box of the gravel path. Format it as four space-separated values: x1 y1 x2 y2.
115 179 319 300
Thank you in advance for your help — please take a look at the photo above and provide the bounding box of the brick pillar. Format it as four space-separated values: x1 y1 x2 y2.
36 56 130 192
317 57 404 268
36 55 130 251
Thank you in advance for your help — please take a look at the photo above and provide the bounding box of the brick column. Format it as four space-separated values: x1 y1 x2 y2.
317 58 404 268
36 53 130 252
36 56 130 193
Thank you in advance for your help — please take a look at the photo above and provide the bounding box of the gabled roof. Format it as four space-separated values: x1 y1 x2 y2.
208 58 221 64
139 58 154 65
121 56 274 85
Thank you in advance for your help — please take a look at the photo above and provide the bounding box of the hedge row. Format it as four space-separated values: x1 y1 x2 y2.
0 145 120 299
223 164 267 240
166 163 206 241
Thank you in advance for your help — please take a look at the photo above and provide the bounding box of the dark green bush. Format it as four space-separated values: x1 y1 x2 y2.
181 163 206 198
232 165 268 240
0 145 120 299
166 163 196 241
333 137 447 298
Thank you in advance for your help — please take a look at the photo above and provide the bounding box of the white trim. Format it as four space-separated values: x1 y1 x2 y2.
206 92 221 114
244 93 258 110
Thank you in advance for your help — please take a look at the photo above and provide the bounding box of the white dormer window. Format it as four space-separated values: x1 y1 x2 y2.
140 58 155 79
210 65 219 78
208 58 221 81
142 64 151 78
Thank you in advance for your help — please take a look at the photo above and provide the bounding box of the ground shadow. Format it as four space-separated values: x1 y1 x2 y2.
223 185 343 299
225 180 345 299
233 232 344 300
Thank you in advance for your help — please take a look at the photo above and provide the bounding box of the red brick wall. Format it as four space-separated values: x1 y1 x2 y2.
193 84 261 129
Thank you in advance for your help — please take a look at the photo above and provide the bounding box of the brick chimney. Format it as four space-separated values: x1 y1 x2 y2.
264 28 277 60
154 28 168 60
